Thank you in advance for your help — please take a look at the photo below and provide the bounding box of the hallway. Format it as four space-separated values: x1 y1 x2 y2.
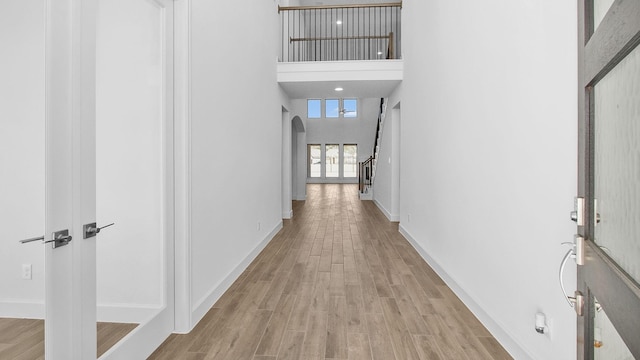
149 184 512 360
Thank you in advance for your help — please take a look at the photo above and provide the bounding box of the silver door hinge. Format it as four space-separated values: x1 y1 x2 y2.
569 291 585 316
575 235 585 266
571 197 585 226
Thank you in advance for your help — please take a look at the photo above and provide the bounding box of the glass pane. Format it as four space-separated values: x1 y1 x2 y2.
344 144 357 177
593 43 640 283
326 99 339 118
309 145 321 178
308 99 321 118
594 298 635 360
326 144 340 177
343 99 357 118
593 0 616 32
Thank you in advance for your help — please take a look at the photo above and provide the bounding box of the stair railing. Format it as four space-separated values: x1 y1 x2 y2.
359 97 387 194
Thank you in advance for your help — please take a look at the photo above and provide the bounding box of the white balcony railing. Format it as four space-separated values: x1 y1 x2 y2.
278 3 402 62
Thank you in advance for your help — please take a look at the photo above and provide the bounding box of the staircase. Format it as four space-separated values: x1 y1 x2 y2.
359 97 388 200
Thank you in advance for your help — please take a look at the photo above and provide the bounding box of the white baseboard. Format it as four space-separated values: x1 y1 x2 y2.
373 199 400 222
0 299 163 325
97 303 162 324
189 220 283 331
282 209 293 219
398 225 534 360
0 299 44 319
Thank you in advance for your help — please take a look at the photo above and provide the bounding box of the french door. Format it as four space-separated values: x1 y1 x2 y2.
1 0 174 358
577 0 640 359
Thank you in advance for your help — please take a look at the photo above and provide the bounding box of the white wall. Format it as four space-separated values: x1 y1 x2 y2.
0 0 45 317
398 0 578 359
291 97 380 184
189 0 289 324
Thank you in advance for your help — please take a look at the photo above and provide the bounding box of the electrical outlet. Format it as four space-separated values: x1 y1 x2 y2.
407 214 411 223
257 222 261 231
22 264 32 280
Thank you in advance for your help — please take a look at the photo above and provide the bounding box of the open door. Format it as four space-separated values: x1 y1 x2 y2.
575 0 640 358
2 0 97 358
44 1 98 358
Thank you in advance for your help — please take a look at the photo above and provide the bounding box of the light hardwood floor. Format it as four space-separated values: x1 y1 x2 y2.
149 184 512 360
0 319 136 359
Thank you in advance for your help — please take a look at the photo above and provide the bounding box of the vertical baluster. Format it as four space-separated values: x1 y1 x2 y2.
280 10 283 61
288 10 291 61
299 9 302 61
321 8 324 61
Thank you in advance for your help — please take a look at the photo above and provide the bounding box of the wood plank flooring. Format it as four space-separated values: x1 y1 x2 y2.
0 319 136 359
149 184 513 360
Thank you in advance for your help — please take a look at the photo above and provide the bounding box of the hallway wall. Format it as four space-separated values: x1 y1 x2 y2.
189 0 290 324
397 0 578 359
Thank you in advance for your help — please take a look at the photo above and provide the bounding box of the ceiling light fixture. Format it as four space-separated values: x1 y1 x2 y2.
335 87 343 91
336 20 343 25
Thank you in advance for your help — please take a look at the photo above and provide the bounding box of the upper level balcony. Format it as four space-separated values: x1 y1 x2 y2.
277 2 403 99
278 2 402 62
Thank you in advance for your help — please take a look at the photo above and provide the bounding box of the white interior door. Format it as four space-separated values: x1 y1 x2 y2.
1 0 173 357
1 1 96 358
44 0 98 358
95 0 175 357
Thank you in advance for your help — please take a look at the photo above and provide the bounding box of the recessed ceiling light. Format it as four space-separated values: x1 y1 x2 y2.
377 51 383 55
336 20 343 25
335 87 343 91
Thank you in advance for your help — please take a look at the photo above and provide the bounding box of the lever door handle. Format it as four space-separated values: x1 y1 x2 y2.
83 222 114 239
19 235 45 244
19 229 72 248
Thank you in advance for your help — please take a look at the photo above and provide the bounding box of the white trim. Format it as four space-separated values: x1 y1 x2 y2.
189 221 283 332
0 301 161 324
283 210 294 219
99 306 173 360
398 225 534 360
97 304 162 324
0 300 44 319
373 199 400 222
173 0 192 334
277 60 403 82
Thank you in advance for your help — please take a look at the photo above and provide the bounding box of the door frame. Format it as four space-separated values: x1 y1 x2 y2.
576 0 640 358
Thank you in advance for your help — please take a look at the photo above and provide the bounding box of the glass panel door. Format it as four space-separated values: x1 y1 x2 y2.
326 144 340 178
343 145 358 178
309 145 321 178
593 43 640 284
593 297 635 360
577 0 640 358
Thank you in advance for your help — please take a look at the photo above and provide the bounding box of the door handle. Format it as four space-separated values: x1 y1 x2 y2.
83 222 114 239
19 229 72 248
